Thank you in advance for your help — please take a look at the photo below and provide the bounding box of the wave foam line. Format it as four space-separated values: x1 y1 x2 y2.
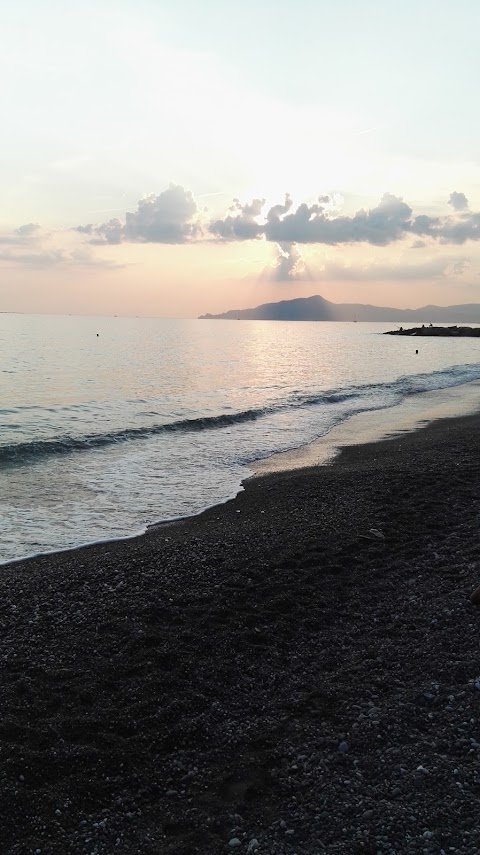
3 361 480 466
0 408 270 465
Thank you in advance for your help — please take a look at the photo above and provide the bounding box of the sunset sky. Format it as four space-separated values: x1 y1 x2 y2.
2 0 480 317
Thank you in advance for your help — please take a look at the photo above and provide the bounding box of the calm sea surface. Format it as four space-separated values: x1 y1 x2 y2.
2 313 480 564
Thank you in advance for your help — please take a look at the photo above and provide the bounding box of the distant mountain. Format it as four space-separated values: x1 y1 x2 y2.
199 295 480 323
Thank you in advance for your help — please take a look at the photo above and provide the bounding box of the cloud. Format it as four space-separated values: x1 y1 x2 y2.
0 223 122 269
208 192 418 247
0 247 122 269
266 194 293 222
70 185 480 258
0 223 42 246
310 255 470 282
431 212 480 245
77 184 201 244
209 197 266 240
263 243 470 283
77 219 123 244
271 242 308 281
407 214 440 238
448 191 469 212
265 193 414 246
209 192 436 247
211 191 480 249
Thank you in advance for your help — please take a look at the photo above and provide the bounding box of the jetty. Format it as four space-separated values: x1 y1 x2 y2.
384 325 480 337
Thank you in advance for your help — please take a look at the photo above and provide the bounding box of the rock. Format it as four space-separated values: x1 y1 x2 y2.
470 584 480 604
338 741 349 753
369 528 385 539
228 839 242 849
247 840 259 852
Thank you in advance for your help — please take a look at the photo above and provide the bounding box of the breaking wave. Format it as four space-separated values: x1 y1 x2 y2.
3 361 480 467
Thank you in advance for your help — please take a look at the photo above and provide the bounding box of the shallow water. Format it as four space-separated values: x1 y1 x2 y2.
2 313 480 564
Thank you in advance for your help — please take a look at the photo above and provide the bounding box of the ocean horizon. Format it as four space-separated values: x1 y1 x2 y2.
2 312 480 566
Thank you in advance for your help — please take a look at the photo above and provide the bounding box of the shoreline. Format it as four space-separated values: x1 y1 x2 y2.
253 377 480 475
4 378 480 570
2 408 480 851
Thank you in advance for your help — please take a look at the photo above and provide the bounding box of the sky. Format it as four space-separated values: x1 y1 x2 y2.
2 0 480 317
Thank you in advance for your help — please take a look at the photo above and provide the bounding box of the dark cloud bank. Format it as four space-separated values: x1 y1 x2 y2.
77 185 480 249
73 185 480 282
77 185 200 245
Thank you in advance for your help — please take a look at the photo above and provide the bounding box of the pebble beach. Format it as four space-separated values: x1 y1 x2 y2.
2 411 480 854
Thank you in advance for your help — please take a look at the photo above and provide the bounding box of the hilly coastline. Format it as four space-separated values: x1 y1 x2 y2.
199 294 480 323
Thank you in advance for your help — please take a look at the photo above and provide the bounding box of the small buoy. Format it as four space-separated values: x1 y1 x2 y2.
96 333 99 337
415 349 418 354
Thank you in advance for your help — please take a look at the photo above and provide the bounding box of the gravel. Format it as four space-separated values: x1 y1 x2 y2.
0 412 480 853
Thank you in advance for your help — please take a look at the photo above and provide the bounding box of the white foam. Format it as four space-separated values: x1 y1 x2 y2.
253 379 480 476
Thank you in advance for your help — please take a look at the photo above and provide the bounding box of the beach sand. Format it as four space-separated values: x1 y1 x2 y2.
2 412 480 853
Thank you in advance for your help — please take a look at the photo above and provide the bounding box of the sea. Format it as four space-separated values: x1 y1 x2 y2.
2 312 480 566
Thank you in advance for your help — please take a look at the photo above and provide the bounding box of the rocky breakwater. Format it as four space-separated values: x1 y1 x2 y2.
385 325 480 337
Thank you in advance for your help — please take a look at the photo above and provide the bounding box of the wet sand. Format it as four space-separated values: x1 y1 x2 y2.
2 412 480 853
